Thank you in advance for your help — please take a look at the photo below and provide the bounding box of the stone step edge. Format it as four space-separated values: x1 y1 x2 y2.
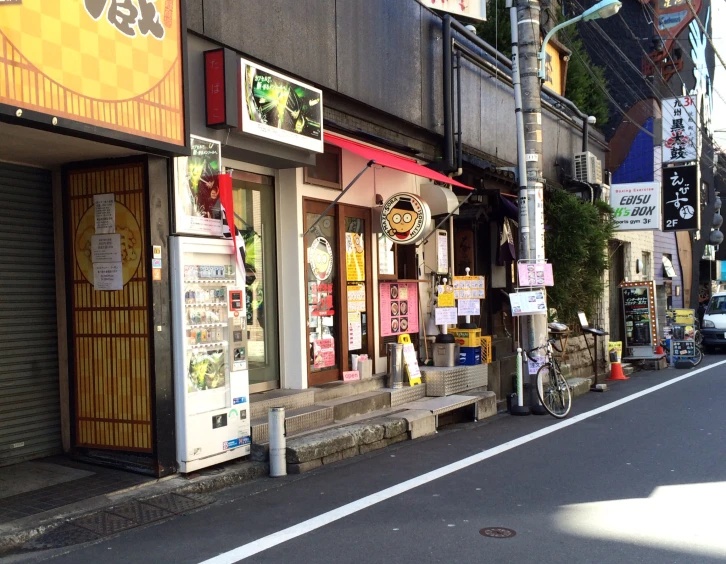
251 393 499 471
251 405 335 443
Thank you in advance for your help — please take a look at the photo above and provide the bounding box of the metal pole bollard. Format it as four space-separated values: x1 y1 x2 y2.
268 407 286 477
387 343 404 389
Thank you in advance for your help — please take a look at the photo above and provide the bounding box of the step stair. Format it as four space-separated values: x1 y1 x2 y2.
420 364 487 396
311 374 386 403
251 404 334 443
250 388 316 420
318 390 391 421
399 392 496 424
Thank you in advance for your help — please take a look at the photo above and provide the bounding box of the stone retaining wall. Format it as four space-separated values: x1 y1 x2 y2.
285 418 409 474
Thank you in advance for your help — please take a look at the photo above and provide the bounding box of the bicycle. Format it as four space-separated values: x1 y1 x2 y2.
527 338 572 419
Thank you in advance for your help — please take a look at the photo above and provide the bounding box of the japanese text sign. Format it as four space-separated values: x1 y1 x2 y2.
662 97 698 164
610 182 661 231
662 164 699 232
0 1 185 149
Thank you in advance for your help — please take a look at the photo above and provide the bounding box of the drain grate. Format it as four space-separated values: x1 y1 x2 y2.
24 523 100 550
479 527 517 538
73 511 137 536
142 493 209 515
107 501 174 525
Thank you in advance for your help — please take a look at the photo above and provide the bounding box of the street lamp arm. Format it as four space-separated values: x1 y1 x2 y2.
538 16 583 80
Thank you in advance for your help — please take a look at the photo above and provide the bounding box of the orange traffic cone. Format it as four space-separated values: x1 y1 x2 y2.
607 362 629 381
655 345 665 355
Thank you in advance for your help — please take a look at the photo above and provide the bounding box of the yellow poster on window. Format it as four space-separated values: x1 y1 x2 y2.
346 232 365 282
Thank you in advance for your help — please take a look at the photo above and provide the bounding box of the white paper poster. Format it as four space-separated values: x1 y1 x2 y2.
93 194 116 234
91 234 122 264
93 263 123 291
509 291 547 316
437 231 448 273
457 299 480 316
348 312 362 350
434 307 458 325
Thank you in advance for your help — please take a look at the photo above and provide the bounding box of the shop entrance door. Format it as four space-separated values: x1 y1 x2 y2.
231 170 280 393
304 201 374 385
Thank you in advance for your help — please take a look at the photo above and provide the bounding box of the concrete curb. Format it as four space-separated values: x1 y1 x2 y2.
0 461 268 555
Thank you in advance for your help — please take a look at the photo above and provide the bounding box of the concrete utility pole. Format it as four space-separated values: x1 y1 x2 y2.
510 0 548 408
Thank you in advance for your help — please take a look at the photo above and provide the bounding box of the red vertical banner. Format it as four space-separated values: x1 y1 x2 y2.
218 173 243 273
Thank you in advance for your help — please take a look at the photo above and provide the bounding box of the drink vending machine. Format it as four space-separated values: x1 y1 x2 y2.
170 236 250 472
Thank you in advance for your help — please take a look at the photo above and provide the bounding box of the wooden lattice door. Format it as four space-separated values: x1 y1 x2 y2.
66 162 152 452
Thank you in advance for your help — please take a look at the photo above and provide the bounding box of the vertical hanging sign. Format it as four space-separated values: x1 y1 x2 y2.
662 96 698 164
662 164 700 231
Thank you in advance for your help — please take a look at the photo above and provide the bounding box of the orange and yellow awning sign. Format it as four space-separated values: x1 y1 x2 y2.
0 0 184 147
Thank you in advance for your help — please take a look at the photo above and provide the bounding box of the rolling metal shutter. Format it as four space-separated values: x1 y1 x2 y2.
0 162 61 466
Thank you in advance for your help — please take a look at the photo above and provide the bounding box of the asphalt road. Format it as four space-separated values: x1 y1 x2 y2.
13 358 726 564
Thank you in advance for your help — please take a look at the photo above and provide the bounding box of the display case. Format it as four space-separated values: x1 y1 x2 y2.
171 237 250 472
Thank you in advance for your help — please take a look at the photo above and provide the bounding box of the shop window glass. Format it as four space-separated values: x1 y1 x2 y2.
306 212 339 373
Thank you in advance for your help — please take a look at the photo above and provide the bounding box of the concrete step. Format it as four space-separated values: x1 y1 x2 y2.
399 392 496 422
250 388 316 420
311 374 387 403
622 363 635 376
251 404 334 443
284 417 410 474
381 384 427 407
318 390 391 421
420 364 487 397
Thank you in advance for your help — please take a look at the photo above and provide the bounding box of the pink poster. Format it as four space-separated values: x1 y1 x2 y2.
380 282 419 337
313 338 336 369
517 263 554 287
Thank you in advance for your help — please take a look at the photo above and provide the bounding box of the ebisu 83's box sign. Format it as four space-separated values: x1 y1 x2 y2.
0 0 185 150
610 182 661 231
240 58 323 153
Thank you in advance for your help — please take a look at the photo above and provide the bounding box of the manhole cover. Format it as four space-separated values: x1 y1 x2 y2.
479 527 516 538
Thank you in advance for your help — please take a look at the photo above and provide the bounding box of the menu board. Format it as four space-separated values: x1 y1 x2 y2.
517 263 554 287
671 340 696 359
380 282 419 337
453 276 486 299
509 291 547 316
622 286 653 347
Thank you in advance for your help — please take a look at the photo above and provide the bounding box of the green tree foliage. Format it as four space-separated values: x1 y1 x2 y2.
476 0 512 58
476 1 610 126
561 28 610 126
545 189 615 327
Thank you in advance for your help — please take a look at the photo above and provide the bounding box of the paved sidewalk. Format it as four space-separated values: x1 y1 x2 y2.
0 371 614 556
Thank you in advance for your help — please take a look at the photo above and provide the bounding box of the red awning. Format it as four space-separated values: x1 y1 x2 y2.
324 132 473 190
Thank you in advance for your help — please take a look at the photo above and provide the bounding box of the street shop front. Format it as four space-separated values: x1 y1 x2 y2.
0 0 187 475
277 133 474 389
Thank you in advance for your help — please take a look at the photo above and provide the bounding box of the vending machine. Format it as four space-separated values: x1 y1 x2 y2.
170 236 250 472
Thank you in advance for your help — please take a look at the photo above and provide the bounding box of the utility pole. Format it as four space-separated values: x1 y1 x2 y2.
510 0 548 410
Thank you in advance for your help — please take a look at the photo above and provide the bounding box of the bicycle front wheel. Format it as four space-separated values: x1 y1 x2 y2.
693 346 704 367
536 363 572 418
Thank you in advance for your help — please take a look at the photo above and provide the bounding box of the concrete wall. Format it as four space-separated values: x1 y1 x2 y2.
185 0 607 175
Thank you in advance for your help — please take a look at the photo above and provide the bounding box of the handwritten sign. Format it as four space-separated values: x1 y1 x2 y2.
457 299 480 316
434 307 457 325
91 233 122 264
94 194 115 234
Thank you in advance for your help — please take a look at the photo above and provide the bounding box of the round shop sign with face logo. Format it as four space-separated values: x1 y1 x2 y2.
380 193 431 245
308 237 334 281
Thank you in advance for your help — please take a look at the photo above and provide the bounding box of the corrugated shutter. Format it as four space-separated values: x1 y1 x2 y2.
0 162 61 466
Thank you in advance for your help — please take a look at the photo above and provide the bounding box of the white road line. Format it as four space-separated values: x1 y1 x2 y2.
199 360 726 564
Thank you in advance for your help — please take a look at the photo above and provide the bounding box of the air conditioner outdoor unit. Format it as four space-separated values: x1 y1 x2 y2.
573 151 603 185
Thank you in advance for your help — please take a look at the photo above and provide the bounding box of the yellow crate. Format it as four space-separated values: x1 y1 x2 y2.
480 336 492 364
450 328 482 348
